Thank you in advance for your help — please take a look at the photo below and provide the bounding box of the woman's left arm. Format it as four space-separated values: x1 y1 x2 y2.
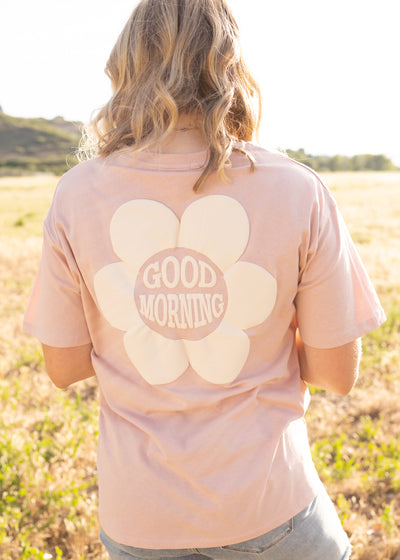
42 343 96 389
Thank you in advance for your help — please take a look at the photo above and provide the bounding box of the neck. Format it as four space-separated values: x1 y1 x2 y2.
148 115 207 154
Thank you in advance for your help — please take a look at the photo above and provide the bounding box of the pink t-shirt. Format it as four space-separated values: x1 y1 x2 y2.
23 144 385 548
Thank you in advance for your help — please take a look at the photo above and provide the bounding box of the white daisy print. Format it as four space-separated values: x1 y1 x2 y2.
94 195 277 385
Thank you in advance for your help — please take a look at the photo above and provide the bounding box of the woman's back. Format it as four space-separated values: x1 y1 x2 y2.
24 140 383 546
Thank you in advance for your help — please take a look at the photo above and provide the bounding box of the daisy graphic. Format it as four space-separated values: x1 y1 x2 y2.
94 195 277 385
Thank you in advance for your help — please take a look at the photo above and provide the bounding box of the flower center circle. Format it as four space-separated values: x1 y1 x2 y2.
134 248 228 341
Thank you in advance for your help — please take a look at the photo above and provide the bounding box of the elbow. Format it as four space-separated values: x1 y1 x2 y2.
334 387 352 397
41 343 95 388
300 337 362 396
52 379 71 390
45 363 95 388
334 343 361 395
329 369 359 396
332 383 355 397
46 368 71 389
302 363 359 396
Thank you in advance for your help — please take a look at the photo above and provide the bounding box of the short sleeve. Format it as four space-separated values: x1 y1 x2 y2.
295 181 385 348
23 219 92 347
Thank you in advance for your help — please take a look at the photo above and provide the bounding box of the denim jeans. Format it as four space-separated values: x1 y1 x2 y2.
100 483 351 560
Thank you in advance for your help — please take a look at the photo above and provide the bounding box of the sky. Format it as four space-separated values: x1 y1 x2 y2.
1 0 400 163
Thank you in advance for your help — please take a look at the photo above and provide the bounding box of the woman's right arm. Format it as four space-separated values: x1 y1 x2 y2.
296 331 361 395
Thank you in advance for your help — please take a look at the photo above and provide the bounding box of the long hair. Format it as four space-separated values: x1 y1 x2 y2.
80 0 262 191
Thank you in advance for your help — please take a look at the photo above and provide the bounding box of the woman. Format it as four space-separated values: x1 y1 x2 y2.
24 1 385 559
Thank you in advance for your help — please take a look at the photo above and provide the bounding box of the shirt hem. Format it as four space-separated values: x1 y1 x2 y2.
301 311 386 349
100 485 320 550
22 320 92 348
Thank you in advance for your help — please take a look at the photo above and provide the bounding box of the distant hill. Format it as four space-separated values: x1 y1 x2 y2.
0 112 398 176
0 113 82 176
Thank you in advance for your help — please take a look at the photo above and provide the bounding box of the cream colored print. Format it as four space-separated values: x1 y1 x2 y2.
94 196 277 385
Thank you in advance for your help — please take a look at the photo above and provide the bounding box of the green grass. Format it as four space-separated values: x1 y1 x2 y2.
312 415 400 491
0 371 100 559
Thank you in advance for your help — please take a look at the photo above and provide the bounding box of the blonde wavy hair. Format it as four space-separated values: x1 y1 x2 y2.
80 0 262 191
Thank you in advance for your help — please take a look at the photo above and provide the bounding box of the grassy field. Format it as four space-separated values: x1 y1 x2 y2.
0 172 399 560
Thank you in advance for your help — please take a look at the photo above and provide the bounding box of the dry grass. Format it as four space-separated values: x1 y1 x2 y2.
309 172 400 559
0 172 399 559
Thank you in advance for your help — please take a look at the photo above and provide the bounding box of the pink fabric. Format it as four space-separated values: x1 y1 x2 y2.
24 144 385 547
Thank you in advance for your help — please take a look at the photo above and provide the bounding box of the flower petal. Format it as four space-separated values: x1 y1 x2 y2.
94 262 140 331
124 325 189 385
178 195 249 271
224 262 277 330
184 322 250 384
110 200 179 268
